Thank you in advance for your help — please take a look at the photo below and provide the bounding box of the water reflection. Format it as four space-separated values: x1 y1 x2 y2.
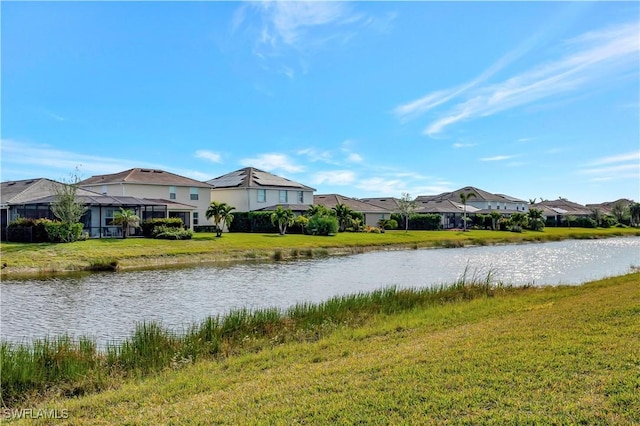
2 237 638 345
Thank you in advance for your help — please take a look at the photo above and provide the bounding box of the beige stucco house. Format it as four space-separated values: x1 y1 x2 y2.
206 167 315 213
79 168 213 229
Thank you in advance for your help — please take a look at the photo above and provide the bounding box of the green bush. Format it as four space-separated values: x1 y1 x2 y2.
142 218 184 237
152 226 193 240
7 218 51 242
43 222 83 243
382 219 398 230
306 215 338 236
408 213 442 230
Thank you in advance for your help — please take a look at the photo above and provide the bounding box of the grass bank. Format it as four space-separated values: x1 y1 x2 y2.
2 227 638 277
2 272 639 424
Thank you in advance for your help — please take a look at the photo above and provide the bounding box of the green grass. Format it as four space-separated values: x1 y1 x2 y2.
3 272 639 424
2 227 638 276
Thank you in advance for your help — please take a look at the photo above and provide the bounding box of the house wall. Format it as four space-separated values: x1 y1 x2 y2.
468 200 528 212
211 188 313 212
363 212 390 227
81 183 212 228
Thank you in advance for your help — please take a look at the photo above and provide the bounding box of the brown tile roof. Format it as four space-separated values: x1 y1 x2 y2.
79 168 212 188
358 197 401 211
206 167 315 191
533 199 592 216
314 194 390 213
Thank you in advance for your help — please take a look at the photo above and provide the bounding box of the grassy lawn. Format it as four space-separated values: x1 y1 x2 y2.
7 272 639 425
2 227 639 276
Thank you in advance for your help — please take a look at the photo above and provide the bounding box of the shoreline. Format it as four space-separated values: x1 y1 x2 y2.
2 228 639 278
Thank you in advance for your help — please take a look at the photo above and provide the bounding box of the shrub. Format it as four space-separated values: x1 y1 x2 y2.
408 213 442 230
510 225 523 233
141 218 184 237
7 218 51 243
43 222 83 243
378 219 398 230
152 226 193 240
306 215 338 236
365 226 381 233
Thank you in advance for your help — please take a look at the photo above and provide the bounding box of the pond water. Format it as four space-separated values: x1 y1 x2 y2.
1 237 638 346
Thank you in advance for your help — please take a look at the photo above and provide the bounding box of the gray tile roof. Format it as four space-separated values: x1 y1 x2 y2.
207 167 315 191
314 194 390 213
416 186 525 204
79 168 212 188
358 197 401 211
1 178 105 205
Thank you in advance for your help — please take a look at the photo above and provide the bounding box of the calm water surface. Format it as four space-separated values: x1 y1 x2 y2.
1 237 638 345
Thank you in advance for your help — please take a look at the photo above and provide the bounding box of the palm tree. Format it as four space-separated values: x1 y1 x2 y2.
629 202 640 227
490 211 502 231
459 192 476 232
332 203 354 232
112 208 141 239
206 201 235 237
527 208 545 231
270 206 295 235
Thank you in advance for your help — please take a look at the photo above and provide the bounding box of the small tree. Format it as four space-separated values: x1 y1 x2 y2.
332 203 354 233
459 191 477 232
206 201 235 237
51 170 87 226
526 208 545 231
490 211 502 231
629 202 640 227
270 206 295 235
397 192 417 232
112 208 141 239
610 201 628 224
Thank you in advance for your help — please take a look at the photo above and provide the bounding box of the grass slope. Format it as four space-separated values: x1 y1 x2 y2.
10 273 640 425
2 227 639 276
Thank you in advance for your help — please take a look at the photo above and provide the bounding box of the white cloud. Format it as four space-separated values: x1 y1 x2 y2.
311 170 356 186
240 153 304 173
397 21 639 136
589 151 640 166
480 155 516 162
195 150 222 163
297 147 335 164
346 153 363 163
453 142 477 149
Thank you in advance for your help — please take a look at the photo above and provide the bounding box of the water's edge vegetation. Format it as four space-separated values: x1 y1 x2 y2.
2 271 639 423
2 227 639 278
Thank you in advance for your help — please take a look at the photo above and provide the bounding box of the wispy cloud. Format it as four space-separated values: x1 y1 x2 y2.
311 170 356 186
396 21 639 136
453 142 477 149
240 153 304 173
195 150 222 163
480 155 517 162
588 151 640 166
579 150 640 181
237 2 384 78
43 110 66 122
297 147 335 164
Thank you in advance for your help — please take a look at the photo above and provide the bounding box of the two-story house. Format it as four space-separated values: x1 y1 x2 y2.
79 168 213 229
206 167 315 213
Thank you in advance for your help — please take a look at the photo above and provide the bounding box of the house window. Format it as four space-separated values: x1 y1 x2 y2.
190 187 199 201
169 186 176 200
279 190 288 203
193 212 199 226
101 185 108 195
297 191 304 203
257 189 266 203
104 208 117 225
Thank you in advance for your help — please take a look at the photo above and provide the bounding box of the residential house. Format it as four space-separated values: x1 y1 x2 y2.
313 194 391 227
206 167 315 213
532 199 593 225
1 178 170 239
417 186 529 213
79 168 211 229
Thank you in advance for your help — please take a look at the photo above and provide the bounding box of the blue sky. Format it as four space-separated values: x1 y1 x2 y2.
2 1 638 204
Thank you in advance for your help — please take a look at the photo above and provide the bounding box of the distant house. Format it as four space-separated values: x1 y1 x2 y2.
1 178 170 239
417 186 529 213
358 197 401 212
79 168 211 229
532 199 593 225
585 199 634 216
313 194 391 227
206 167 315 213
